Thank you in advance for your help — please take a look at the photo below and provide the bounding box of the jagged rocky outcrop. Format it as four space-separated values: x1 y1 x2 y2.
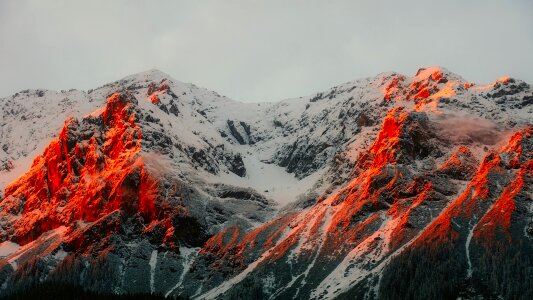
0 92 274 296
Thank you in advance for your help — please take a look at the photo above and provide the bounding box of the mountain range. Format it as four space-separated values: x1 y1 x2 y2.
0 66 532 299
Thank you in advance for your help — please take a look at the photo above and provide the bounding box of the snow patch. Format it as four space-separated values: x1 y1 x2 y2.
165 247 199 298
54 249 68 261
149 250 158 294
0 241 20 258
465 223 475 279
203 146 324 207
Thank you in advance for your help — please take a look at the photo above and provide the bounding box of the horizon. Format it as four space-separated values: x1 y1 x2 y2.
1 0 532 102
0 65 526 104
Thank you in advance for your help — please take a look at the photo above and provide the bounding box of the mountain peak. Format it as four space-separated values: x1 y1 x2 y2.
119 68 175 85
413 66 459 80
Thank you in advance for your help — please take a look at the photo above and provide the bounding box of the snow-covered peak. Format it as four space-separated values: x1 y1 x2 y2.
413 66 465 82
120 68 174 83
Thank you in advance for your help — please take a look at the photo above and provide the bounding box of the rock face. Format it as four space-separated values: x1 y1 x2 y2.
0 67 532 299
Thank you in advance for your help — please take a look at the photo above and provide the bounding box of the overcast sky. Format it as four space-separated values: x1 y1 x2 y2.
1 0 532 102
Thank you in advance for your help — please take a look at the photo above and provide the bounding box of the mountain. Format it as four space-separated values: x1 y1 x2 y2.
0 67 532 299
